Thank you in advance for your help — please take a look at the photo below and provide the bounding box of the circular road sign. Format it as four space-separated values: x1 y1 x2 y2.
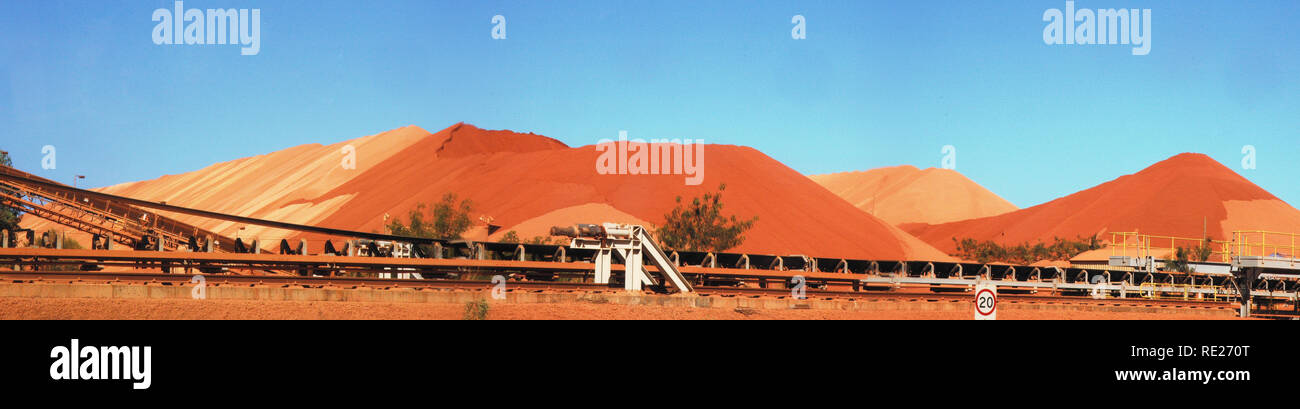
975 288 997 317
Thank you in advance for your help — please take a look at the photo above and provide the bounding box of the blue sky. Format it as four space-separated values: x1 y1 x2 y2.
1 0 1297 208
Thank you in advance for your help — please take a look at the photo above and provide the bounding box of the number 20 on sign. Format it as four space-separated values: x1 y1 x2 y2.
974 282 997 320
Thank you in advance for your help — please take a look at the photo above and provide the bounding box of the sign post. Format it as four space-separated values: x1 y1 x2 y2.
975 282 997 320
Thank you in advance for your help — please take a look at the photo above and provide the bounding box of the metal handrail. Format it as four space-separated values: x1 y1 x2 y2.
1109 232 1229 262
1137 282 1229 302
1230 230 1300 262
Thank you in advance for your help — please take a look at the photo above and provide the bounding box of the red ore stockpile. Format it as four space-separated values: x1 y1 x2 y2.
26 123 953 261
811 165 1018 226
902 153 1300 254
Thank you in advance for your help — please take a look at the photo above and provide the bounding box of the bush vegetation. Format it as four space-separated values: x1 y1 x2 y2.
0 151 20 233
657 183 757 252
952 236 1102 264
498 230 558 245
1162 238 1214 273
463 299 490 320
385 193 474 240
499 230 521 243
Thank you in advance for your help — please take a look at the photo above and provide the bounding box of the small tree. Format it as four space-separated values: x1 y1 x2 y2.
499 231 557 245
0 203 17 234
386 193 474 240
462 299 489 320
1163 239 1213 272
0 151 20 233
525 236 553 245
657 183 757 252
1163 247 1193 273
1194 237 1214 262
499 231 521 243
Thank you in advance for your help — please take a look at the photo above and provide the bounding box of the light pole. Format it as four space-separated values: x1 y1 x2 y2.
73 175 85 188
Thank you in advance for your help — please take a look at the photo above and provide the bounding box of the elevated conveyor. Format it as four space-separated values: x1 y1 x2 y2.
0 165 234 251
552 223 693 293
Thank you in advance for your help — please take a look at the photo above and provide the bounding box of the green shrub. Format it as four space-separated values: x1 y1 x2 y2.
1164 239 1213 272
524 235 554 245
499 231 521 243
463 299 490 320
657 183 757 252
386 193 474 240
952 235 1101 264
0 151 20 233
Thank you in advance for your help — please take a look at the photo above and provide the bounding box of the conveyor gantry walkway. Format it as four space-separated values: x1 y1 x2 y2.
1108 231 1300 316
0 166 233 251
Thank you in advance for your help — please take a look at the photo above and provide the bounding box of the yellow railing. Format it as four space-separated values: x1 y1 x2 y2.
1109 232 1229 262
1110 230 1300 264
1137 282 1230 302
1110 232 1144 258
1230 230 1300 261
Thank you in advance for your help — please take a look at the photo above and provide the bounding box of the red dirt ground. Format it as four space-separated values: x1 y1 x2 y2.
0 297 1236 320
27 123 950 261
903 153 1300 253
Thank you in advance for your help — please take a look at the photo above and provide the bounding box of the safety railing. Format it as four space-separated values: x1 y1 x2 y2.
1230 230 1300 263
1109 232 1229 263
1136 282 1231 302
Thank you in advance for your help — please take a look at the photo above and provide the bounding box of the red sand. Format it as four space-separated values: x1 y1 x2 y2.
811 165 1017 225
21 125 430 247
311 123 949 260
0 297 1231 320
903 153 1300 253
25 123 950 261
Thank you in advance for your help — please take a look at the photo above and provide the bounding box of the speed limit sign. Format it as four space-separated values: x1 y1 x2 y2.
974 282 997 320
